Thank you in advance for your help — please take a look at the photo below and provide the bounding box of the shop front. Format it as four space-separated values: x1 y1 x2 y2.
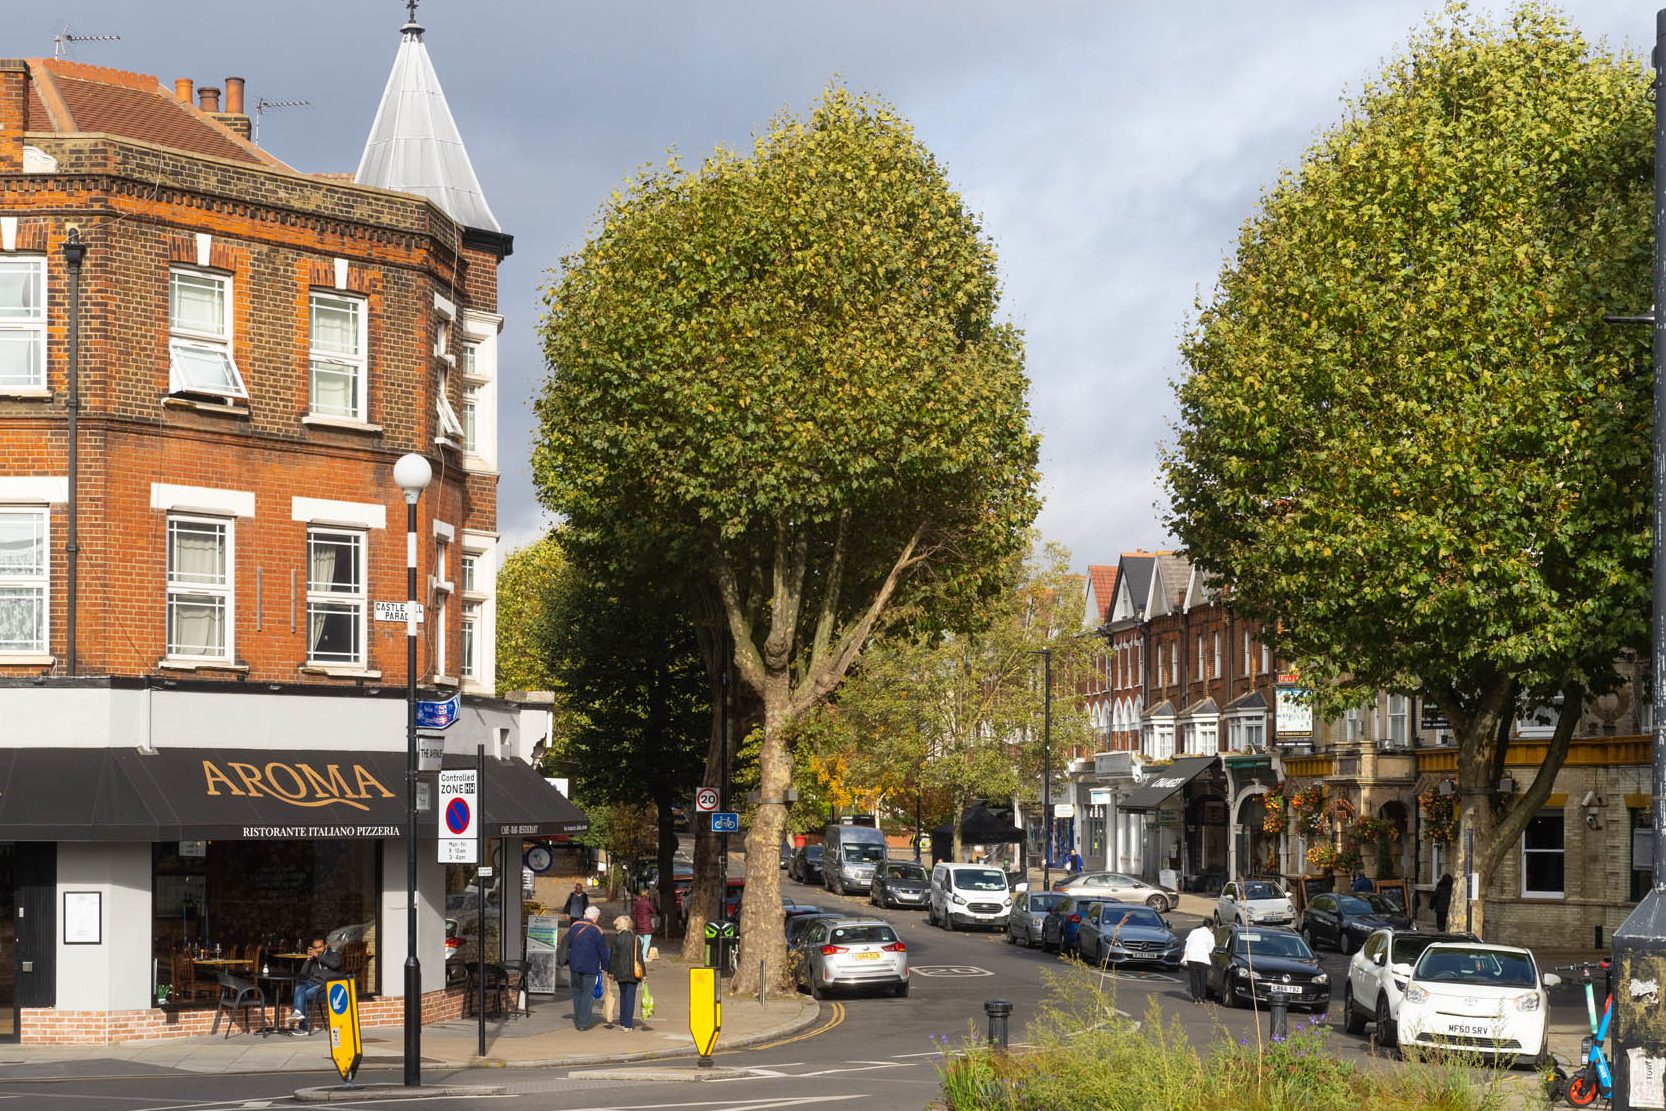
1119 755 1223 890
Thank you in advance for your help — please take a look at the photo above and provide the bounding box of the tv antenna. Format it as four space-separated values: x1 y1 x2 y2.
52 29 123 59
252 97 313 143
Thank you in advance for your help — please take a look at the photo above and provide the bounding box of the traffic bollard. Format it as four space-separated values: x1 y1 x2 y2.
1267 993 1289 1041
984 999 1012 1049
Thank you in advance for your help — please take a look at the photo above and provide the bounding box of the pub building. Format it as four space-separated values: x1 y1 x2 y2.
0 17 588 1043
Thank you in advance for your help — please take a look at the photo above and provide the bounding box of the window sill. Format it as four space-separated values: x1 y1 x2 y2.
0 653 55 666
302 414 383 435
299 665 382 679
0 388 52 401
158 658 248 673
461 680 490 697
430 673 460 688
1519 892 1565 901
433 436 462 452
163 395 250 418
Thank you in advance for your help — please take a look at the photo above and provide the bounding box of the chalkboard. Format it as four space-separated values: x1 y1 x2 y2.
523 915 561 995
1374 879 1409 913
1297 873 1334 911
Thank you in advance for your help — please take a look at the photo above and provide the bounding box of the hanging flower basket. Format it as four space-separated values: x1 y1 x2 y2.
1262 783 1288 835
1354 816 1400 845
1419 787 1458 844
1289 785 1327 837
1305 841 1338 870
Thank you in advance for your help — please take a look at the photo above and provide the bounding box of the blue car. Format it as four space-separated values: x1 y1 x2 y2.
1077 901 1182 968
1041 895 1105 955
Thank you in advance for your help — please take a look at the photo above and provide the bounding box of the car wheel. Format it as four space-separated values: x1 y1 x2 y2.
1343 985 1366 1035
1146 894 1167 911
1223 980 1242 1008
1374 996 1395 1051
1304 926 1321 952
1005 926 1017 945
811 977 827 1001
893 980 910 999
944 912 957 932
1342 933 1360 956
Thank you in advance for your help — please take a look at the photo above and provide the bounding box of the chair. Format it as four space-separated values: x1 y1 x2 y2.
169 951 214 1005
499 960 527 1017
465 962 510 1018
210 973 265 1037
339 941 368 995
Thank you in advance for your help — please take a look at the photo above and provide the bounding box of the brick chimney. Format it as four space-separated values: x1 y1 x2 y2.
197 85 220 113
214 76 251 139
174 77 193 103
0 60 27 175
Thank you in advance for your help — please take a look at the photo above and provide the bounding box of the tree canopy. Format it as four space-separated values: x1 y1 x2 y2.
1163 3 1652 933
534 85 1040 991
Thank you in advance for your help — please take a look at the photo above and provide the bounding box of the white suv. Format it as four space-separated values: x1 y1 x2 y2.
928 863 1013 930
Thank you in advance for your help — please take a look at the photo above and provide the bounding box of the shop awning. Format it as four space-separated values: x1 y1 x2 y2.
0 748 589 841
1117 755 1219 812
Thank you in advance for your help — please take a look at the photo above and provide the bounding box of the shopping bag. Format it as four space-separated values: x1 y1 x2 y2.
592 973 604 1000
602 976 619 1024
639 981 655 1019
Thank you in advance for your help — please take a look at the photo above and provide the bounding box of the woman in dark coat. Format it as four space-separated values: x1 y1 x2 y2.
607 915 646 1031
1431 873 1454 932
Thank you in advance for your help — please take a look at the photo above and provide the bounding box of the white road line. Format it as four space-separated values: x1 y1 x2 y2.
889 1051 944 1058
563 1097 863 1111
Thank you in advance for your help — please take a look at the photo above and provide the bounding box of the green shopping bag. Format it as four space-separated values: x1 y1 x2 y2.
639 981 655 1019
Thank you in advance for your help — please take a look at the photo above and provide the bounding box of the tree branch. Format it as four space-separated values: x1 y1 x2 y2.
714 552 767 693
1481 683 1583 881
807 508 851 682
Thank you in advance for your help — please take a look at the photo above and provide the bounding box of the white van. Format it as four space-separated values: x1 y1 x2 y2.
823 823 888 895
928 862 1013 930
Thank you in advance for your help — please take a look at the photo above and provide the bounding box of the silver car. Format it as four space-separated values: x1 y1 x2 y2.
793 917 909 999
1052 870 1177 912
1006 890 1065 948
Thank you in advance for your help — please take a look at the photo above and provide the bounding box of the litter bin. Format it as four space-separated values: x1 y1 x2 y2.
703 921 737 975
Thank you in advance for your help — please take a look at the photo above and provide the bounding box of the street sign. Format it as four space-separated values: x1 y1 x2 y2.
373 600 424 623
694 787 720 812
325 977 362 1083
711 811 739 833
438 769 478 864
416 695 459 730
689 966 721 1061
417 735 445 772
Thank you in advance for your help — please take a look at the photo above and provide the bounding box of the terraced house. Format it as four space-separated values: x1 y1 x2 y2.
0 17 583 1044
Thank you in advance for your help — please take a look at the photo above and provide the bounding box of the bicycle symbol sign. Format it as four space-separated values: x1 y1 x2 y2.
329 983 349 1014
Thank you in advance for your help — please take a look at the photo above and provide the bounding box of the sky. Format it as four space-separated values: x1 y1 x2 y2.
18 0 1650 572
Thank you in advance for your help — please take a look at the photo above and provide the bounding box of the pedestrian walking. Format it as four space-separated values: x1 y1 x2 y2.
1431 873 1454 932
1066 849 1084 874
565 906 609 1030
605 914 649 1031
561 883 590 922
1352 872 1375 894
631 887 656 963
1183 921 1215 1004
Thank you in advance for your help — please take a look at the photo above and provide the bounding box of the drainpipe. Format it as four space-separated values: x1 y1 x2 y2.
62 229 84 677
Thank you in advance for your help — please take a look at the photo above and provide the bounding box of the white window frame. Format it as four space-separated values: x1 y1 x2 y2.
308 290 368 421
0 506 48 654
1521 810 1565 899
1243 717 1265 749
1387 694 1409 746
168 268 246 398
1153 722 1174 761
461 600 480 680
1261 640 1271 675
1195 635 1204 679
1242 630 1250 676
165 514 233 661
1344 707 1363 742
306 528 366 667
433 535 452 679
0 256 47 391
1212 632 1221 679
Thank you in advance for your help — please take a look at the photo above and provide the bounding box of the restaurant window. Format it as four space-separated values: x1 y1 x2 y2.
307 528 365 666
153 839 380 1005
309 291 367 421
1521 811 1565 899
166 515 231 660
169 269 246 398
0 256 46 390
0 507 47 654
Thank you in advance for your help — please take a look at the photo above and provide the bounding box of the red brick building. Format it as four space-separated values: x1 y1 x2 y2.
0 19 581 1044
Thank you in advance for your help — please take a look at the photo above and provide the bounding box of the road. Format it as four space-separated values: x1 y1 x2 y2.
0 871 1575 1111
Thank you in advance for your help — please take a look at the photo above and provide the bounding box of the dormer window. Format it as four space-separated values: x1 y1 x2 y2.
169 269 245 397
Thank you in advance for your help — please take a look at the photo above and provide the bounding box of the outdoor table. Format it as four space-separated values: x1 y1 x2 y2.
254 968 297 1035
192 958 253 970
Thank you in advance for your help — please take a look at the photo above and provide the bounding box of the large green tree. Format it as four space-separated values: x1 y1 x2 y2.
535 87 1040 992
1164 5 1652 936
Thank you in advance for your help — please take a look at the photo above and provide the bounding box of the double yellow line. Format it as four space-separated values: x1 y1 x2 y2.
737 1001 845 1053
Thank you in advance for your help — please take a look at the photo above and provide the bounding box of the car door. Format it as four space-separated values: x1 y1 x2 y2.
1307 895 1336 948
1217 882 1238 925
1208 924 1235 995
796 920 828 984
1349 931 1384 1011
1081 903 1103 960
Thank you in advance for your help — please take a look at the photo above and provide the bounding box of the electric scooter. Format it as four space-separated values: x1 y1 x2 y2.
1554 961 1613 1107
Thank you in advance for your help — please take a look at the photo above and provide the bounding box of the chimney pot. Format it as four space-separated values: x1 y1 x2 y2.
197 86 221 113
174 78 193 103
223 77 244 115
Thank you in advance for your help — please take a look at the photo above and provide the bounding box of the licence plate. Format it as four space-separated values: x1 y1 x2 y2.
1446 1023 1490 1036
1268 984 1301 993
855 951 881 961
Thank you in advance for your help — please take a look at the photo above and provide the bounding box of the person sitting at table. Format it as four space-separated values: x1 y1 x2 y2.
289 935 342 1032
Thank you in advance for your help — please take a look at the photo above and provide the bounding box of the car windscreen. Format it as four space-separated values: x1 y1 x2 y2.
845 843 886 862
1337 895 1398 915
1243 882 1283 901
1390 935 1446 966
1028 893 1065 912
804 846 823 859
1100 907 1164 930
829 924 897 945
1414 947 1537 988
952 869 1008 891
886 863 928 881
1233 931 1313 960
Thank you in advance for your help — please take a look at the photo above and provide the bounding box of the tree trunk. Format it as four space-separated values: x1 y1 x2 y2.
733 672 794 997
681 693 727 962
654 791 678 939
950 789 967 863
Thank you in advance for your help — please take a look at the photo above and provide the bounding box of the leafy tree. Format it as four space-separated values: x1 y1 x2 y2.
495 534 566 698
534 86 1040 992
1163 4 1652 935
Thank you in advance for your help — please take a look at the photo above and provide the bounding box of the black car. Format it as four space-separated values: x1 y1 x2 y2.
870 860 930 909
1301 892 1412 954
1207 924 1331 1013
788 844 824 884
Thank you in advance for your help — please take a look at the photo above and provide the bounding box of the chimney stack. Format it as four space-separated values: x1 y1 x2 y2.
215 76 252 139
197 85 220 113
174 78 193 103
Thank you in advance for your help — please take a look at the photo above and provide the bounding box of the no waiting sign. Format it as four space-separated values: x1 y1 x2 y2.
438 769 478 864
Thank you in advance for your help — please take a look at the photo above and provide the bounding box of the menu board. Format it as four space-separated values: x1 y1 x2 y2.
523 914 561 995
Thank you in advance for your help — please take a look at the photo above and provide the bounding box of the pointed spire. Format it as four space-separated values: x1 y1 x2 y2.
354 6 501 233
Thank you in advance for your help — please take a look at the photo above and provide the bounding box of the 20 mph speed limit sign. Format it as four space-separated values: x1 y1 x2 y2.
694 787 720 812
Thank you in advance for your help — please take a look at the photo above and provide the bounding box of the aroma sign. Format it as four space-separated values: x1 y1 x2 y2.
201 759 396 812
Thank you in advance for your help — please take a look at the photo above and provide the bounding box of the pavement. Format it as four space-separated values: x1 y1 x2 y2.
0 953 819 1077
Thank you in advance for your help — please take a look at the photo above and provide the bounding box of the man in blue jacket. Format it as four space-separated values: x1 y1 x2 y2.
564 906 609 1030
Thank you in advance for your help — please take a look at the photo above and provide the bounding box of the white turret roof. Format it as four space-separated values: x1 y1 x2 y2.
355 19 501 233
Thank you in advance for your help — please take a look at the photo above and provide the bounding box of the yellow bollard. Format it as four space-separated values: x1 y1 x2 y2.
689 966 721 1066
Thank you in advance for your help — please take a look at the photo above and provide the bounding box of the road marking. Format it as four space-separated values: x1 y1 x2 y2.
910 965 993 977
562 1097 861 1111
890 1050 945 1058
737 1001 844 1052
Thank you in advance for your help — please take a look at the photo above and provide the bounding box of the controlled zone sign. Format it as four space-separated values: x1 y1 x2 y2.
689 966 721 1059
438 769 478 864
325 977 362 1083
694 787 720 813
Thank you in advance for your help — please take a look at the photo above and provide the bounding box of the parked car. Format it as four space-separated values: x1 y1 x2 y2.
870 860 930 910
779 841 792 869
1052 870 1177 912
786 911 849 947
1206 924 1330 1013
823 823 889 895
1301 891 1412 954
1343 929 1475 1044
927 863 1013 931
1076 901 1182 968
676 877 745 925
638 853 693 892
1215 879 1295 927
1006 890 1065 948
788 844 824 885
1042 895 1106 955
1396 942 1549 1066
793 917 909 999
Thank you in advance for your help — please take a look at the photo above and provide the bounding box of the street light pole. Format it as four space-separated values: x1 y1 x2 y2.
1041 647 1052 893
393 453 431 1089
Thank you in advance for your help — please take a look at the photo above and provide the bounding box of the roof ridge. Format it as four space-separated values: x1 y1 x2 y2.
27 65 76 132
32 56 159 93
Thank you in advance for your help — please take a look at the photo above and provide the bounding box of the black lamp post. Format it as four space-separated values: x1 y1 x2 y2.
62 229 84 677
1036 647 1053 893
393 452 431 1088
